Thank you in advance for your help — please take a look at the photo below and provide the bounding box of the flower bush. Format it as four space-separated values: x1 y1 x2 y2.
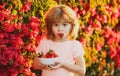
0 0 41 75
70 0 120 76
0 0 120 76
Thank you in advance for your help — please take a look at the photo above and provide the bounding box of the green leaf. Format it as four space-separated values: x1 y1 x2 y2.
8 60 14 66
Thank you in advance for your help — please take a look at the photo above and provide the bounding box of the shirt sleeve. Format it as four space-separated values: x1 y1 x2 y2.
73 40 85 58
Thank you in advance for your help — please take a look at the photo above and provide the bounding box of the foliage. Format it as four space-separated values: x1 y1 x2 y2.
0 0 120 76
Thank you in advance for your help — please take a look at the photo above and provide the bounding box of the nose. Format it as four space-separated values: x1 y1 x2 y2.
58 25 64 31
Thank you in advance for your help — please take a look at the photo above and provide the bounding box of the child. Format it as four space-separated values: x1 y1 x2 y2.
32 5 86 76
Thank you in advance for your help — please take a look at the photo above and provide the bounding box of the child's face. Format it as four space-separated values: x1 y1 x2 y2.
52 21 71 40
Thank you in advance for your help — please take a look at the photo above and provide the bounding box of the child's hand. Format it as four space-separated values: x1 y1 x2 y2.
32 56 48 70
47 62 62 70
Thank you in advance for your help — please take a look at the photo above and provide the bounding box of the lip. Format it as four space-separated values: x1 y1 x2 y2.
58 33 64 38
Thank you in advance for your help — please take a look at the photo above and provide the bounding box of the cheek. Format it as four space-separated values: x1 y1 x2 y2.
66 26 72 33
52 27 57 35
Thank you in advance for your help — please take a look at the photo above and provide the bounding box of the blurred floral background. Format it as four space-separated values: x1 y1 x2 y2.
0 0 120 76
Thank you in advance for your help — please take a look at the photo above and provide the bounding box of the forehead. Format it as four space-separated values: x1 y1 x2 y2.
52 14 70 24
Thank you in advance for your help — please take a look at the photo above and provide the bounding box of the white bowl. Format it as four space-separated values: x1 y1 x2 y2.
39 57 59 65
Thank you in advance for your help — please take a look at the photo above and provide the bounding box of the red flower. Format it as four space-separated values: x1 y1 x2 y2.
2 21 15 32
30 28 39 38
25 43 37 52
116 32 120 43
14 22 22 30
114 55 120 68
110 46 117 58
0 12 4 22
107 37 115 45
29 16 40 30
116 46 120 54
0 33 4 38
79 38 86 46
21 24 29 36
103 26 113 38
85 3 90 11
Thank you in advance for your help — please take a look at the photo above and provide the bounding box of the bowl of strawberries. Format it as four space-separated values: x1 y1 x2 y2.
38 49 58 65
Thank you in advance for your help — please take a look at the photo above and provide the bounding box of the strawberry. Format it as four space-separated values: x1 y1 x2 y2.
47 49 58 58
38 49 58 58
54 54 58 57
46 53 51 58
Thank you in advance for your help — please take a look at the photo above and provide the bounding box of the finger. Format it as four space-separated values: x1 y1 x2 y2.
49 65 60 69
44 65 52 69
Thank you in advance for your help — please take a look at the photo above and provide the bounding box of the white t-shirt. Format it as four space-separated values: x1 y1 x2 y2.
36 38 85 76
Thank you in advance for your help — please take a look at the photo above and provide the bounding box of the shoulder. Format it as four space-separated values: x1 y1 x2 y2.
40 36 49 43
72 40 84 52
72 40 85 57
72 40 82 46
38 37 49 46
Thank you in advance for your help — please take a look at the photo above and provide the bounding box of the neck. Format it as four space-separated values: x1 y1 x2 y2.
53 38 69 42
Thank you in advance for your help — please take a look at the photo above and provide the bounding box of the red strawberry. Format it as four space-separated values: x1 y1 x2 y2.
47 49 58 58
38 49 58 58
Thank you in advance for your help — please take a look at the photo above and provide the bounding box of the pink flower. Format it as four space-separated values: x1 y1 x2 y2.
84 26 93 34
19 1 32 12
95 14 102 22
103 26 113 38
105 5 112 15
73 6 79 13
116 32 120 43
111 8 119 19
90 8 97 16
95 42 103 51
79 10 86 16
102 15 108 23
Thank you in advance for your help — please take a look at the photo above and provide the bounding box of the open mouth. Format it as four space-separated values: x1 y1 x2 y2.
58 33 64 38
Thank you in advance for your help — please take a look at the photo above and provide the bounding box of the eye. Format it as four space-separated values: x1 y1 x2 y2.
63 23 67 26
53 24 58 27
